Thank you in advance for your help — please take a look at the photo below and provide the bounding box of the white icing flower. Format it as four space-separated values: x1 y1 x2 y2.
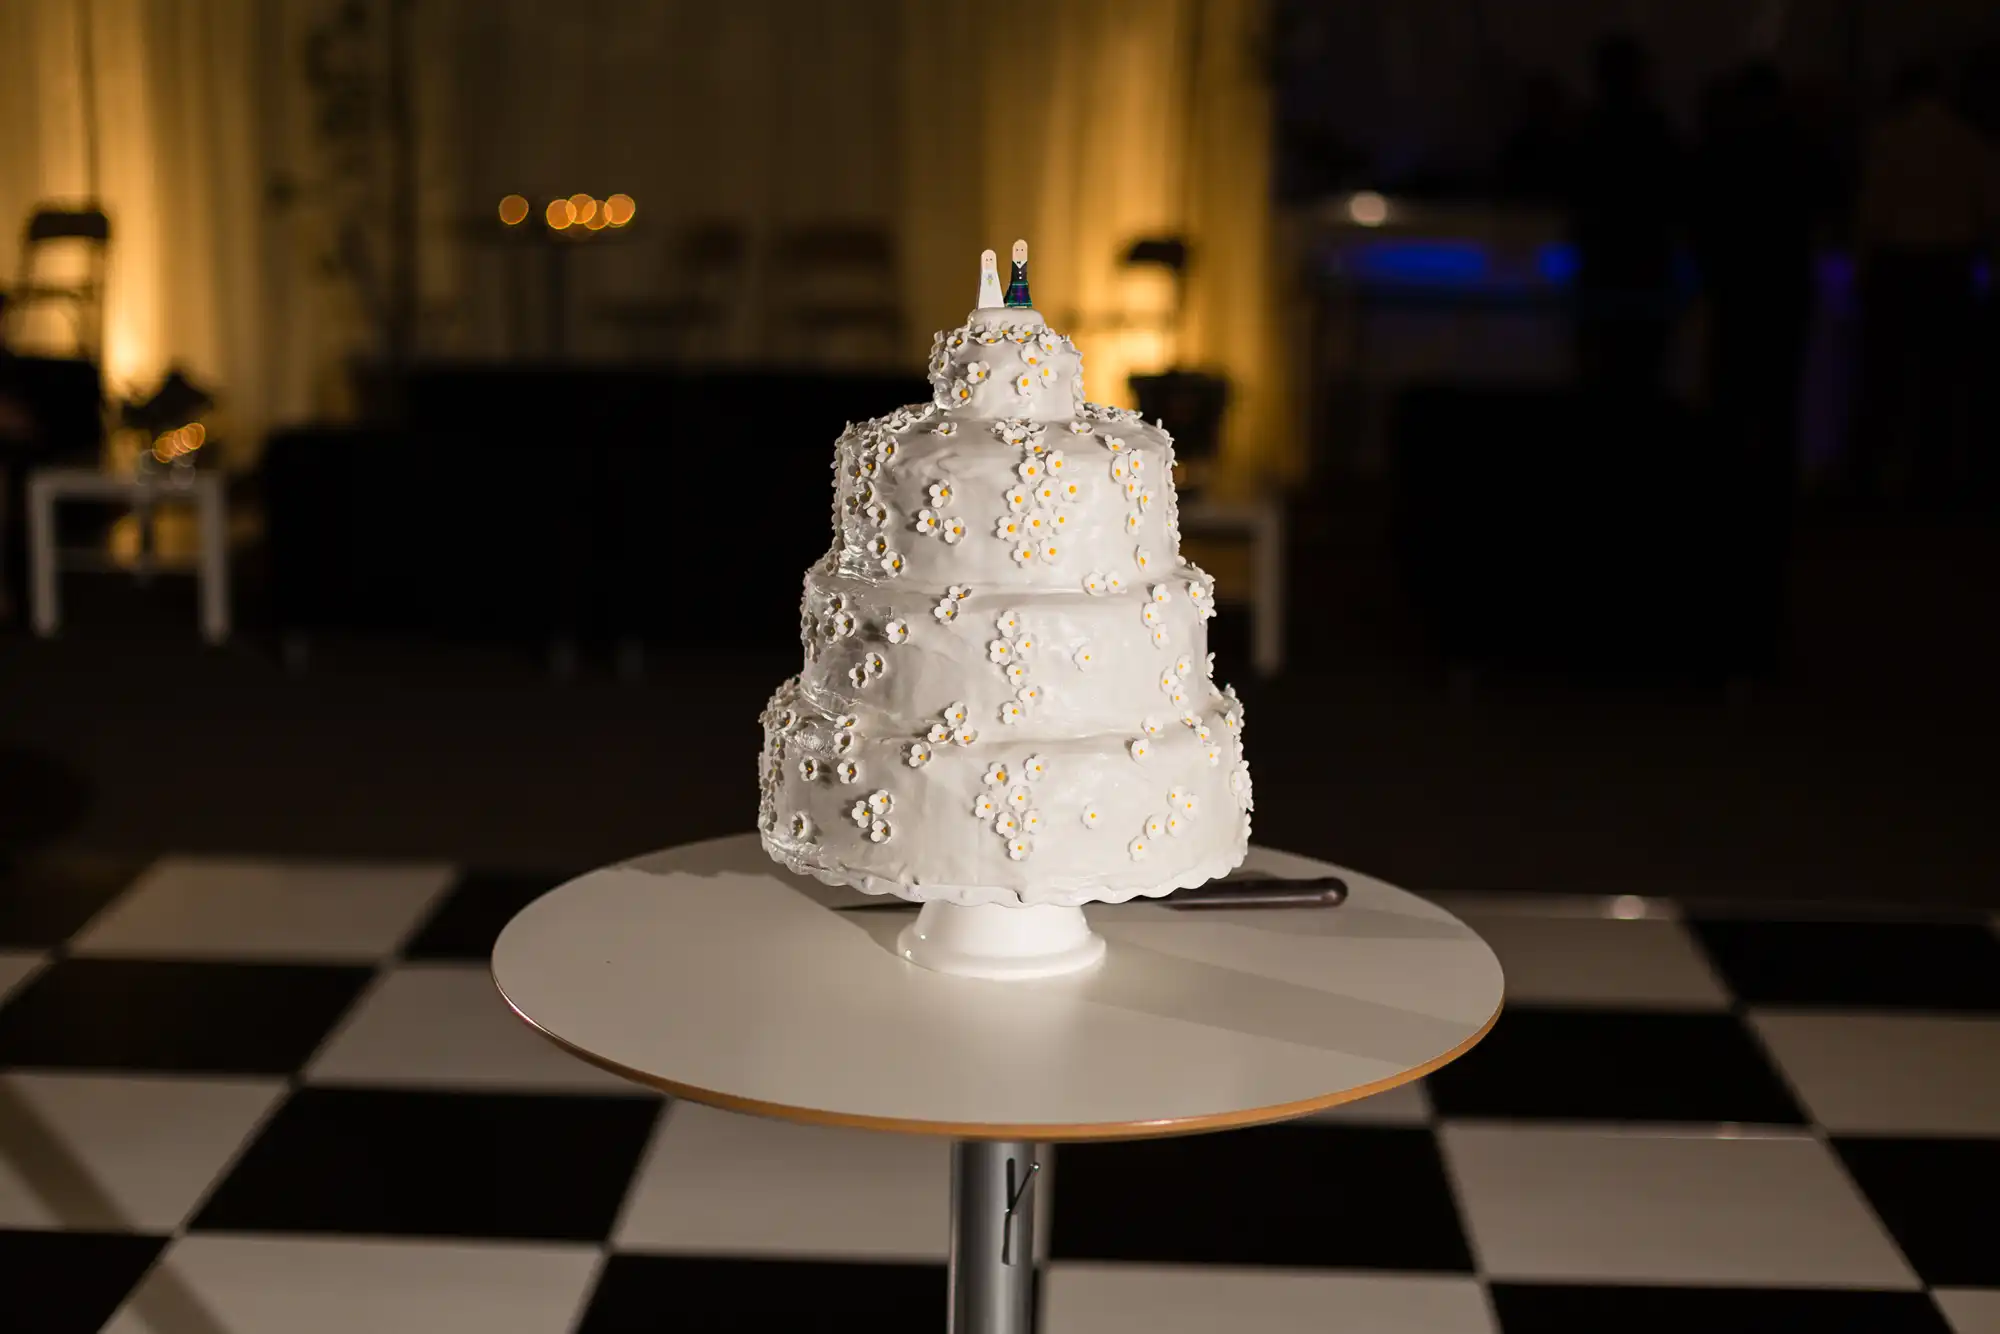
1144 814 1165 839
830 610 857 638
933 598 960 624
941 515 967 544
1007 785 1033 810
1017 456 1044 484
993 810 1020 837
1104 571 1125 594
1174 654 1194 676
1007 324 1035 343
1022 754 1047 781
1101 433 1128 453
1021 508 1056 540
836 759 862 784
1109 455 1132 484
949 585 972 602
994 608 1021 636
994 513 1026 542
933 421 959 437
1010 541 1038 566
1165 812 1187 837
1129 738 1151 761
1124 479 1144 502
847 663 869 687
870 818 893 843
1141 604 1164 626
906 740 932 766
975 326 1005 345
927 480 955 509
999 700 1024 725
1168 685 1188 708
831 725 858 755
1125 512 1144 535
866 534 891 560
950 379 974 405
1015 682 1044 707
1230 762 1254 809
1083 572 1108 596
866 789 893 817
988 638 1017 665
965 360 991 384
954 724 979 747
1037 539 1062 564
1142 716 1164 736
863 651 887 678
1221 708 1240 733
1194 720 1212 741
1171 788 1198 817
1206 743 1223 766
865 501 890 528
1013 628 1037 654
983 761 1013 787
1037 362 1059 387
775 706 799 730
1032 479 1060 508
1129 451 1147 477
1055 477 1085 504
1021 808 1043 834
1151 627 1171 648
1006 836 1033 861
800 756 823 782
996 420 1041 447
1158 668 1180 694
926 721 953 744
1150 584 1172 605
1081 805 1103 829
1129 836 1149 861
1035 328 1062 354
1004 661 1029 686
879 550 907 577
971 792 999 819
1073 643 1096 670
912 509 940 537
885 620 909 644
849 798 873 828
1012 371 1036 395
1139 489 1156 512
1020 344 1044 369
1069 419 1094 434
944 328 972 354
941 701 969 726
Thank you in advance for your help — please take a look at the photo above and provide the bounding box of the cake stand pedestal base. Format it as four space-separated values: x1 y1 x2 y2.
895 901 1105 980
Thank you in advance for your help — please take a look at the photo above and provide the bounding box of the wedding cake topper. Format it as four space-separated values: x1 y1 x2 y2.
977 249 1004 307
1004 239 1032 307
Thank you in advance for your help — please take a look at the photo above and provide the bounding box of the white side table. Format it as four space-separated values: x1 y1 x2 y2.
1178 494 1285 675
27 465 231 643
493 834 1502 1333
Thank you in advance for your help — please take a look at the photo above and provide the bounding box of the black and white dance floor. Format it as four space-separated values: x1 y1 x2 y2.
0 855 1994 1332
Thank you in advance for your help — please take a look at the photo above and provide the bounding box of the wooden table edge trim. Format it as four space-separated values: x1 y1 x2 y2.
493 964 1502 1141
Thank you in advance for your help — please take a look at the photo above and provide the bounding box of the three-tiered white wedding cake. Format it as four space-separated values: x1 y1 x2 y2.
758 252 1250 913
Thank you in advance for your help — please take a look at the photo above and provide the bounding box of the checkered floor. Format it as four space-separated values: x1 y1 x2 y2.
0 856 1995 1333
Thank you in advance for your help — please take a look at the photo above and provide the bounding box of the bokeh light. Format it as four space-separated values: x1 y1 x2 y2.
545 198 576 230
569 193 598 226
1347 190 1389 227
497 194 530 226
604 193 636 226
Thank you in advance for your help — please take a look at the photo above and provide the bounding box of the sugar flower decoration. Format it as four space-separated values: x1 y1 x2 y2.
1032 479 1061 508
1055 478 1084 504
941 515 967 544
933 421 959 437
865 501 890 527
1171 787 1198 817
972 792 999 819
1206 744 1223 765
1159 668 1180 694
1022 754 1047 781
1013 628 1037 653
1151 584 1172 605
965 360 991 384
1080 805 1103 829
927 480 955 509
1038 540 1061 563
1109 456 1132 484
976 326 1005 345
1022 508 1054 539
1104 571 1125 594
884 619 909 644
994 513 1025 542
831 610 858 638
954 724 979 746
789 812 814 841
870 818 893 843
993 811 1020 838
1012 371 1036 395
1128 835 1149 861
1007 785 1034 810
849 798 873 828
1017 456 1044 484
1129 737 1151 761
988 638 1017 665
906 740 932 766
1165 812 1187 837
1142 716 1165 737
846 663 869 686
994 608 1021 636
1125 511 1144 535
868 534 892 559
1010 541 1038 566
1083 572 1109 596
926 721 953 743
1015 683 1044 707
1037 329 1063 354
799 756 823 781
863 651 888 678
1006 837 1033 861
1004 661 1029 685
913 509 940 536
1151 627 1171 648
950 379 974 405
1139 489 1156 512
999 700 1024 725
1144 814 1165 839
1141 603 1163 626
1037 362 1059 387
983 761 1013 787
1230 762 1254 809
944 328 971 354
879 550 907 577
1174 654 1194 676
932 597 960 624
1021 809 1043 833
1020 344 1044 369
1073 643 1096 670
1069 419 1094 434
836 759 862 784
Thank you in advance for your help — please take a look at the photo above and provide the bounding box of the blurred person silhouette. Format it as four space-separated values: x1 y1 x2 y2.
1852 60 2000 508
1499 71 1576 205
1569 33 1685 398
1690 61 1819 672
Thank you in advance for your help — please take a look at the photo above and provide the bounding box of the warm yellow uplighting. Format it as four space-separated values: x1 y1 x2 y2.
603 193 636 226
497 194 530 226
545 198 576 230
568 193 598 226
1346 191 1389 227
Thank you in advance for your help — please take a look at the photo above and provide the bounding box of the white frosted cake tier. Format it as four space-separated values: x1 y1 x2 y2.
758 303 1251 907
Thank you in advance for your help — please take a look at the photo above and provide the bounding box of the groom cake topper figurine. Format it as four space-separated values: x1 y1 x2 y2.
1004 238 1032 307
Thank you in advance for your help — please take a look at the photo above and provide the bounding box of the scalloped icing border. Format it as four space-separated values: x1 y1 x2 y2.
758 830 1249 908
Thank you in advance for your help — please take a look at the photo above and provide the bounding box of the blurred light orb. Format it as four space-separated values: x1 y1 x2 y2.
584 203 610 231
1347 191 1390 227
545 198 575 230
569 193 598 226
604 193 636 226
1609 894 1648 920
497 194 530 226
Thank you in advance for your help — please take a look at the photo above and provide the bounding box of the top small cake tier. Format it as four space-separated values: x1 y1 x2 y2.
927 308 1085 421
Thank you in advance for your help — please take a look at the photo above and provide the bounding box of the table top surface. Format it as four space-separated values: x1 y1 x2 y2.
492 835 1503 1141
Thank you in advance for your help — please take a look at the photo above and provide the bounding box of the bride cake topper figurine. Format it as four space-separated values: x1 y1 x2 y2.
977 248 1004 308
1004 238 1032 307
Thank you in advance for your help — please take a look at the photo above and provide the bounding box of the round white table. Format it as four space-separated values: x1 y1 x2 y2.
493 835 1503 1333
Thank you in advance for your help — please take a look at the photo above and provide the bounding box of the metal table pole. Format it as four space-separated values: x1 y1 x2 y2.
948 1140 1039 1334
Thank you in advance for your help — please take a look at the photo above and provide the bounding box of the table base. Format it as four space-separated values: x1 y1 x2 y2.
949 1140 1040 1334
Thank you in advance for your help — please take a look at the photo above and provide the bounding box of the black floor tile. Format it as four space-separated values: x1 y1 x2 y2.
0 958 371 1074
0 856 145 949
193 1086 661 1242
1422 1007 1805 1123
577 1254 947 1333
1048 1123 1472 1271
401 870 572 961
1834 1136 2000 1287
1489 1282 1953 1334
0 1227 166 1334
1688 918 2000 1011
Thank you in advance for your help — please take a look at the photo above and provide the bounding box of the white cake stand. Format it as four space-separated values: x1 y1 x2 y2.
492 834 1503 1334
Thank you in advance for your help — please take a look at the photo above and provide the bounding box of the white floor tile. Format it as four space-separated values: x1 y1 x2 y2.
1043 1263 1495 1334
72 855 453 962
1440 1123 1919 1288
1936 1288 2000 1334
1753 1011 2000 1135
1449 913 1729 1010
104 1235 598 1334
306 964 639 1093
615 1101 951 1260
1296 1077 1432 1126
0 1073 284 1231
0 950 45 1006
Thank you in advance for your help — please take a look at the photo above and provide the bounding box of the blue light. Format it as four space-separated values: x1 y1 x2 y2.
1352 240 1488 286
1536 242 1579 285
